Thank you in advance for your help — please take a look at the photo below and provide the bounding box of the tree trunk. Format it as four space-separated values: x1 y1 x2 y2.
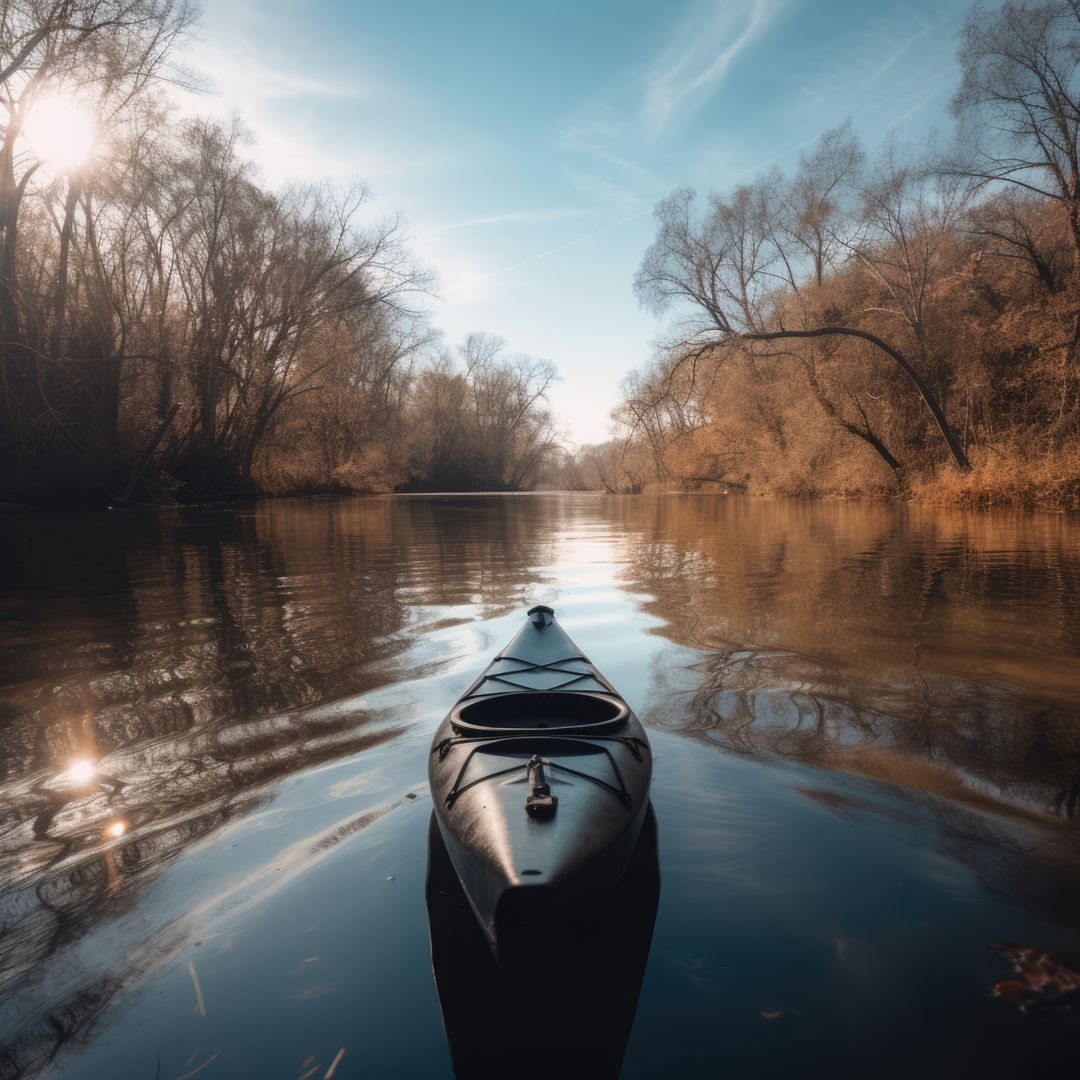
50 175 82 359
842 422 903 472
0 135 22 342
740 326 970 470
118 401 181 503
802 358 903 474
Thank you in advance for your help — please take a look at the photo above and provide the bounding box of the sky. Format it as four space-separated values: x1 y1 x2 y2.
181 0 978 443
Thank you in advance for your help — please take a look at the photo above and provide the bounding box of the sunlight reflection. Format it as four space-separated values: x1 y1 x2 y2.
105 820 127 839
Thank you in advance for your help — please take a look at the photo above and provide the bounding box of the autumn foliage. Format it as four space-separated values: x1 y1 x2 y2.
602 1 1080 510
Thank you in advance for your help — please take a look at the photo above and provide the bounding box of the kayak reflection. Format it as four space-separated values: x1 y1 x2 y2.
426 804 660 1079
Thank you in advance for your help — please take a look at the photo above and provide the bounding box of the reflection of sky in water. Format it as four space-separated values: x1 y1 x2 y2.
1 494 1079 1076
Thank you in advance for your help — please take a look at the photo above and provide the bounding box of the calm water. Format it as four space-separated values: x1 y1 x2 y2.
2 493 1080 1078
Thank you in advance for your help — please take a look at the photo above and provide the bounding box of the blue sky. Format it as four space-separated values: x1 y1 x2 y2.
185 0 976 443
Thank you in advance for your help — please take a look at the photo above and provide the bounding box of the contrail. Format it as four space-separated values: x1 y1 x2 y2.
490 207 655 277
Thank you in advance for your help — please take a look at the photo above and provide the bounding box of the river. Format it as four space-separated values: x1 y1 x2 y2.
1 493 1079 1077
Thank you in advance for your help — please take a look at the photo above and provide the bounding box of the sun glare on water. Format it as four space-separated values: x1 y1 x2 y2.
23 96 95 170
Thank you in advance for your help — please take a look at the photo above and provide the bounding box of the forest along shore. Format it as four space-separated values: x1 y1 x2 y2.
3 1 1080 511
547 4 1080 514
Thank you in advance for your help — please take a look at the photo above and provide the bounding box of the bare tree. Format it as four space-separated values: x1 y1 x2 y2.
635 159 971 470
782 119 864 288
951 1 1080 431
952 1 1080 259
967 188 1071 293
0 0 193 478
403 336 559 491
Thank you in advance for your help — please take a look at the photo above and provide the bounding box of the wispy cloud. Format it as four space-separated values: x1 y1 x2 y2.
851 30 923 100
173 21 441 188
695 63 957 188
435 259 497 305
430 208 585 233
790 3 962 120
643 0 785 136
409 234 502 307
563 167 641 210
589 149 660 185
193 42 369 103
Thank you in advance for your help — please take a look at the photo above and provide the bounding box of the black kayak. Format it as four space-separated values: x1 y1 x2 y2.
428 604 653 953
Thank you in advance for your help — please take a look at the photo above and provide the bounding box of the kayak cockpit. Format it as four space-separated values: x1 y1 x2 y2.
451 691 629 736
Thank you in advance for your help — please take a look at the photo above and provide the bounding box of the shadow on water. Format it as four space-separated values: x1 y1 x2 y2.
426 805 659 1079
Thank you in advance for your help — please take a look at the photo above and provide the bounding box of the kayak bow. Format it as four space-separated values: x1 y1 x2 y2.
428 605 653 952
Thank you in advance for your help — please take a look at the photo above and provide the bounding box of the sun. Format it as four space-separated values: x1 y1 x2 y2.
67 758 97 785
23 95 96 171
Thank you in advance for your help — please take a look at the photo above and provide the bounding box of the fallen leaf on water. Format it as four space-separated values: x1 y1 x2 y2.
990 944 1080 1014
176 1051 218 1080
294 981 334 1001
188 961 207 1017
325 1046 346 1078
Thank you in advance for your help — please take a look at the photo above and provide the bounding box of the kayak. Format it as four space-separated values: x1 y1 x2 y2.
428 605 653 953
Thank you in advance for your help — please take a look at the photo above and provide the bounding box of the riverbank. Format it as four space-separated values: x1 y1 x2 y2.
651 445 1080 514
909 446 1080 512
5 444 1079 512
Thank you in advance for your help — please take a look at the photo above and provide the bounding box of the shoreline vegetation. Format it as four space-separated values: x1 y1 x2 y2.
4 481 1079 517
577 2 1080 515
2 2 1080 513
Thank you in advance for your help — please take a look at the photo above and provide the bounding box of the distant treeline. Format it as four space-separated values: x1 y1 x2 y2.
0 2 558 502
552 0 1080 510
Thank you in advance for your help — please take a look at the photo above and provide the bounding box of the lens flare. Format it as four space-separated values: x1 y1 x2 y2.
23 96 95 170
106 820 127 839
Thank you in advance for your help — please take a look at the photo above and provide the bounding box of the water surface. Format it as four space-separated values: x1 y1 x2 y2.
2 494 1079 1077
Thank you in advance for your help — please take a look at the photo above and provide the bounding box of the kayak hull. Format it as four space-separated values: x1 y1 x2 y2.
426 805 660 1078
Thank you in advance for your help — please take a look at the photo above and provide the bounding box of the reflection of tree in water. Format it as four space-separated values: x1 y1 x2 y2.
616 496 1080 821
673 648 1080 820
0 495 554 1063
